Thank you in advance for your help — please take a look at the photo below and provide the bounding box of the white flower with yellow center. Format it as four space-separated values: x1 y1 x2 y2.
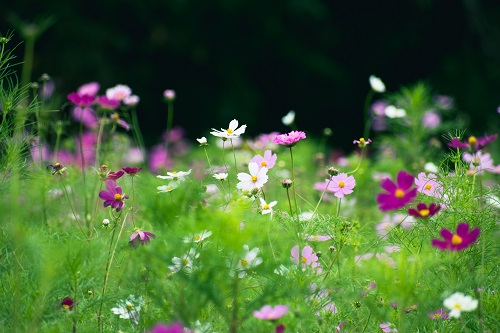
183 230 213 243
213 173 228 181
169 248 200 273
237 162 268 191
259 197 277 216
443 292 478 318
210 119 247 139
196 137 208 145
233 244 263 278
157 182 179 193
157 169 192 181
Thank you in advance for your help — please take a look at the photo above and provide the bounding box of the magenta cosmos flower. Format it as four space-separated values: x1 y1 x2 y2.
431 223 480 251
377 171 417 211
447 134 497 150
129 229 156 248
253 305 289 320
99 180 129 211
250 149 277 170
147 322 184 333
122 167 143 176
273 131 306 147
408 202 441 218
326 173 355 198
61 297 74 311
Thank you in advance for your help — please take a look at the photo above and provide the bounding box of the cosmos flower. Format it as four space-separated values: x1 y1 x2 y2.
182 230 212 243
259 197 277 216
253 304 289 320
408 202 441 218
281 110 295 126
99 180 129 211
443 292 478 318
96 95 120 110
122 167 143 176
250 150 277 170
326 173 356 199
157 169 192 182
129 229 156 248
273 131 306 147
236 162 268 191
76 81 100 96
384 105 406 118
353 138 372 148
213 173 228 180
110 113 131 131
71 107 98 128
169 248 200 273
290 245 320 271
111 294 144 325
376 171 417 211
233 244 263 278
146 322 184 333
210 119 247 139
106 84 132 101
61 297 74 311
157 182 179 193
196 137 208 145
448 133 497 151
431 223 480 251
414 172 442 198
380 322 398 333
428 308 449 320
163 89 176 101
369 75 386 93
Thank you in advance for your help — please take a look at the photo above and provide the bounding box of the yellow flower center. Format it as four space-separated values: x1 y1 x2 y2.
451 234 462 245
359 138 366 144
395 189 405 198
183 259 190 266
263 204 270 210
338 181 345 188
419 209 430 217
114 193 122 201
433 313 441 319
261 161 267 167
240 259 248 266
453 303 462 310
251 176 258 182
468 136 477 145
125 302 134 311
172 171 177 174
111 113 120 121
63 304 70 309
166 186 173 191
424 184 432 190
194 235 201 241
301 256 307 263
227 128 233 134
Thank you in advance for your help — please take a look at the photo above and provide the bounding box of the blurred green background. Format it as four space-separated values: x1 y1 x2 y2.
2 0 500 151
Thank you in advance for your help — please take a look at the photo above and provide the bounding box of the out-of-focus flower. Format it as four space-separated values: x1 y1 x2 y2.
169 248 199 273
236 162 268 191
99 180 129 211
424 162 439 173
353 138 372 148
291 245 320 271
210 119 247 139
273 131 306 147
253 304 289 320
213 172 228 180
129 229 155 248
384 105 406 118
251 150 277 170
110 113 130 131
434 95 453 109
106 84 132 101
463 151 498 174
96 95 120 110
111 295 144 325
61 297 74 311
146 322 184 333
77 82 100 96
196 137 208 146
369 75 386 93
281 110 295 126
428 308 449 320
408 202 441 218
432 223 480 251
122 167 142 176
380 322 398 333
71 107 98 128
157 169 192 182
443 292 478 318
163 89 176 101
422 111 441 129
157 182 179 193
233 244 263 278
183 230 212 243
124 95 140 106
377 171 417 211
376 253 397 268
448 134 498 151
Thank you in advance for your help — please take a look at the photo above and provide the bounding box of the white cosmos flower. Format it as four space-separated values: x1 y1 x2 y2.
169 248 200 273
157 182 179 193
443 292 478 318
213 173 228 180
424 162 439 173
237 162 268 191
384 105 407 118
232 244 263 278
259 197 277 216
196 137 207 145
183 230 212 243
210 119 247 139
281 110 295 126
157 169 192 181
111 295 144 324
369 75 386 93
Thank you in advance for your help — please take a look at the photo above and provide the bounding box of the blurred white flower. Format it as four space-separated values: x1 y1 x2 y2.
384 105 406 118
281 110 295 126
369 75 386 93
424 162 439 173
443 292 478 318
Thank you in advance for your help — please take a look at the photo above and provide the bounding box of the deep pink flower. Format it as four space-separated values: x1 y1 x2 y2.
448 134 498 150
105 170 124 181
431 223 480 251
67 92 95 107
428 308 449 320
250 150 277 170
273 131 306 147
377 171 417 211
253 305 289 320
96 95 120 110
148 144 173 174
122 167 143 176
326 173 355 198
408 202 441 218
147 322 184 333
99 180 129 211
71 107 98 128
61 297 74 311
129 229 156 248
275 324 285 333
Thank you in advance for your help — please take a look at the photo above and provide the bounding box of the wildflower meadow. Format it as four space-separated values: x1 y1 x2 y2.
1 31 500 333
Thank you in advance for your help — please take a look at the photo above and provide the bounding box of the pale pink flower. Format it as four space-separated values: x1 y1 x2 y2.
71 107 98 128
326 173 355 198
463 151 497 174
106 84 132 101
250 150 277 170
376 253 397 268
253 305 288 320
415 172 442 198
77 82 100 96
124 95 140 106
422 110 441 129
290 245 320 270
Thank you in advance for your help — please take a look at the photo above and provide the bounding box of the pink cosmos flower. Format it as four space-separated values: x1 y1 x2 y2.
432 223 480 251
163 89 176 101
421 111 441 129
122 167 143 176
99 180 129 211
408 202 441 218
67 93 95 107
236 162 268 191
463 151 498 174
326 173 355 198
148 144 173 174
376 253 397 268
77 82 100 96
253 305 289 320
380 322 398 333
273 131 306 147
129 229 156 248
104 170 125 181
147 322 184 333
96 95 120 110
110 113 130 131
290 245 320 270
414 172 442 198
448 134 498 150
251 150 277 170
106 84 132 101
124 95 140 106
428 308 449 320
377 171 417 211
71 107 98 128
247 132 280 150
305 234 332 242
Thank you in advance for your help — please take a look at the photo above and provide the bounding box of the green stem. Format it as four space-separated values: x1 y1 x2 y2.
20 36 35 88
60 175 86 238
131 107 146 157
289 147 299 219
230 139 238 175
165 100 174 154
363 90 375 140
311 178 332 219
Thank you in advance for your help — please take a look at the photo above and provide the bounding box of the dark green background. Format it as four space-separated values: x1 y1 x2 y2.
3 0 500 151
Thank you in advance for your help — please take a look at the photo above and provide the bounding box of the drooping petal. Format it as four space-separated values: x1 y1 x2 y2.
397 171 414 190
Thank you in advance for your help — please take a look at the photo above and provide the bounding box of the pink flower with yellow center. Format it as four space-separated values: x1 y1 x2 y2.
99 180 129 211
250 149 277 170
377 171 417 211
326 173 356 198
415 172 442 198
408 202 441 218
253 304 289 320
431 223 480 251
290 245 320 270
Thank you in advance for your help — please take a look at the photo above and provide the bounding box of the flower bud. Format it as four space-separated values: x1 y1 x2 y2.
282 179 293 189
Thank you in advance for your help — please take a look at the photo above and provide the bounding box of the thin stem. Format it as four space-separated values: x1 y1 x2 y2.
131 107 146 157
336 198 342 217
311 178 332 219
94 119 105 168
230 139 238 175
363 90 375 140
289 147 300 219
229 275 239 333
285 188 293 217
60 175 86 238
221 140 231 190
